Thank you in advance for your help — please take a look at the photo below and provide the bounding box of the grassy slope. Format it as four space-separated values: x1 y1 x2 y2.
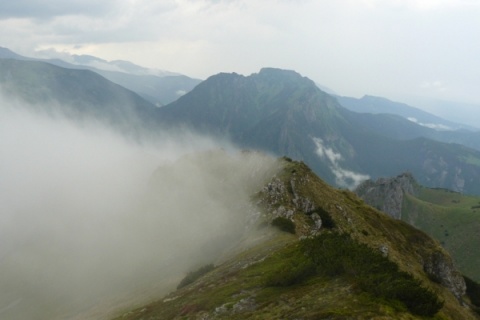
113 160 478 320
402 188 480 282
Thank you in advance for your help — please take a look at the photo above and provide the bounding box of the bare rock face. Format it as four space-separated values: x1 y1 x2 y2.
257 172 322 235
423 250 466 300
354 172 418 219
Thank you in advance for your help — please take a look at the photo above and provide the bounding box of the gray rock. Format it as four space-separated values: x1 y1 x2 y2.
423 249 466 300
355 172 418 219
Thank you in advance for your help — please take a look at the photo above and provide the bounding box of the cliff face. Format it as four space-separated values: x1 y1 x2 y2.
355 172 418 219
423 249 467 299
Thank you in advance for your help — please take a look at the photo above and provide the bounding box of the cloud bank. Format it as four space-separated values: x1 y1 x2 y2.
0 97 280 319
313 137 370 189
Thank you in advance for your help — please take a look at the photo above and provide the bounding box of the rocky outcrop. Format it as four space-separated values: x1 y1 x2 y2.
355 172 418 219
257 171 322 235
423 249 466 300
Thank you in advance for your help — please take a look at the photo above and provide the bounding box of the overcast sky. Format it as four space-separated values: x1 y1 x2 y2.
1 0 480 117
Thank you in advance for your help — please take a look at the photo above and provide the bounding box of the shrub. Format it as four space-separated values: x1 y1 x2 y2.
464 275 480 307
271 217 296 234
307 207 336 229
177 264 215 289
300 232 443 316
265 256 315 287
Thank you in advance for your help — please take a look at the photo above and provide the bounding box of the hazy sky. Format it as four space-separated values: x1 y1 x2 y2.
2 0 480 107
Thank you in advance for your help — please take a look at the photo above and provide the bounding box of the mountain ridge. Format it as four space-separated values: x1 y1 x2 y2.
156 67 480 194
0 47 202 106
114 157 479 319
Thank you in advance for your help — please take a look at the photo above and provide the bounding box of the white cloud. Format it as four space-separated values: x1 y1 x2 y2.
407 117 452 130
313 137 370 189
0 95 281 319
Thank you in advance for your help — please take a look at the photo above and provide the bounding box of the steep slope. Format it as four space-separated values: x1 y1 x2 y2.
0 58 157 133
0 47 202 106
114 158 479 319
356 174 480 282
156 68 353 184
156 68 480 194
90 70 201 106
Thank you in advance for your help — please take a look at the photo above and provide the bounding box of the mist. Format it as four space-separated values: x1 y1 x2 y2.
312 137 370 189
0 97 281 319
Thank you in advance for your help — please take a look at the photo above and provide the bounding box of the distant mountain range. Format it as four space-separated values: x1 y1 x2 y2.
337 95 480 151
0 47 201 106
0 58 157 137
2 49 480 194
337 95 476 131
155 68 480 194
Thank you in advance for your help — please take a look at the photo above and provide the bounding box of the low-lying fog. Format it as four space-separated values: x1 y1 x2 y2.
0 97 280 319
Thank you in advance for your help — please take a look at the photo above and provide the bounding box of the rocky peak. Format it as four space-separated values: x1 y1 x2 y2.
354 172 418 219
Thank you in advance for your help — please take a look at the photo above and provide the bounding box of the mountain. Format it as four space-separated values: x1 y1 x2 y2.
67 53 179 76
0 47 27 60
406 97 480 130
0 58 157 133
337 95 475 131
155 68 354 184
337 95 480 151
156 68 480 194
90 69 201 106
3 60 480 194
0 47 202 106
114 157 479 319
1 54 479 318
356 173 480 283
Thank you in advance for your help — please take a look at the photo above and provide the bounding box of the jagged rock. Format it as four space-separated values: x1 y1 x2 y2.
355 172 418 219
258 174 327 236
423 250 466 300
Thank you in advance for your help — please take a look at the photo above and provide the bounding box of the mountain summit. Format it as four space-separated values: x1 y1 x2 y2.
156 68 480 194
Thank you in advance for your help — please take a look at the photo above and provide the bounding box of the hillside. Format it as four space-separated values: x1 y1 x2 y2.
356 174 480 282
155 68 480 194
337 95 480 151
0 47 202 106
114 158 479 319
0 58 157 133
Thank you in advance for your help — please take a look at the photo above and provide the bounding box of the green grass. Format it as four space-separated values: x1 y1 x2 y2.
460 154 480 167
401 189 480 282
113 160 476 320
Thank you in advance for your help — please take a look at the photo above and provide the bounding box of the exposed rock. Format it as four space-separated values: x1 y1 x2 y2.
355 172 418 219
379 244 389 257
258 173 324 235
423 249 466 300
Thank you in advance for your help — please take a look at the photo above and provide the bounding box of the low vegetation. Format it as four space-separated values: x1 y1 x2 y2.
306 206 336 229
271 216 296 234
115 160 476 320
177 264 215 289
266 232 443 317
401 189 480 282
464 276 480 314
